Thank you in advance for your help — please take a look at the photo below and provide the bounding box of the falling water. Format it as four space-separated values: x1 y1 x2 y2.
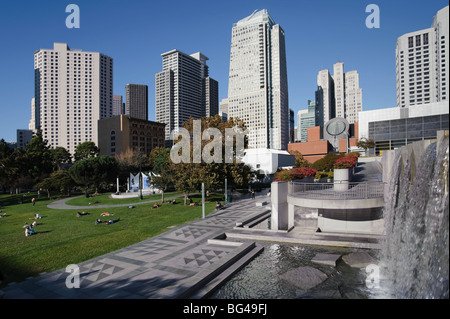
378 136 449 298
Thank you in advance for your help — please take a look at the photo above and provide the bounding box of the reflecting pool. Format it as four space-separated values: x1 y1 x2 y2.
210 240 379 299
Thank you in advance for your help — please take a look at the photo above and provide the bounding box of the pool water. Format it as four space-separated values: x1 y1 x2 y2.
210 241 379 299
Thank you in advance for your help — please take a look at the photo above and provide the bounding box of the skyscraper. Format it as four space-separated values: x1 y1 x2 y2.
316 62 362 125
227 9 289 150
395 5 448 107
155 50 219 141
112 95 124 116
125 84 148 120
316 69 335 127
33 42 113 155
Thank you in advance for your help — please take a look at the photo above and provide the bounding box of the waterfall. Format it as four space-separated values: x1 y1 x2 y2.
378 136 449 299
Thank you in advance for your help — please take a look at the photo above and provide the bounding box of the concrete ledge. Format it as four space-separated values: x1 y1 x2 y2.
177 241 260 299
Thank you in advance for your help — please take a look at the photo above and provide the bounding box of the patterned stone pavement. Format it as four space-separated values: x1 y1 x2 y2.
1 194 269 299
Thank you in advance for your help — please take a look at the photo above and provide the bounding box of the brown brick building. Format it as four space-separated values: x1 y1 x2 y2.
288 122 359 164
98 115 166 156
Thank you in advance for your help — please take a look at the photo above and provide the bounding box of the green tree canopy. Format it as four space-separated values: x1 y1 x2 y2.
68 155 119 193
74 141 100 162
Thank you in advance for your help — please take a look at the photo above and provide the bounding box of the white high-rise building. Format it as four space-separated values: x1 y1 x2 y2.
344 70 363 124
396 5 449 107
227 9 289 150
33 42 113 154
29 98 37 132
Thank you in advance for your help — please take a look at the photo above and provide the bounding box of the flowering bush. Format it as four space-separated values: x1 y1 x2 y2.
333 156 357 169
274 167 318 181
297 167 317 178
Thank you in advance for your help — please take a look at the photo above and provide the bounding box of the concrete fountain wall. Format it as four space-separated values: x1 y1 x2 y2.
379 130 449 298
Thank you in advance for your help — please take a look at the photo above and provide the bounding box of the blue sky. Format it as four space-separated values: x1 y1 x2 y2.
0 0 448 142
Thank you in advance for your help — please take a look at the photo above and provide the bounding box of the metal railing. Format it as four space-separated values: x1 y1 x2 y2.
288 181 385 200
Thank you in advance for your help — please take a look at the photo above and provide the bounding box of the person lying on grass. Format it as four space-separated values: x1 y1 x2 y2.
76 211 90 217
105 218 120 225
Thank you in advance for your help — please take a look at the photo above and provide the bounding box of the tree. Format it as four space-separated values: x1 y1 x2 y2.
357 138 376 155
169 115 253 204
23 130 53 185
148 147 173 202
288 150 310 168
69 156 118 194
50 146 72 171
74 141 99 161
35 170 76 198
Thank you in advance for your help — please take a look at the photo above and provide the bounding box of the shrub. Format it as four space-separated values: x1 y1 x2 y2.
347 152 360 158
274 167 318 181
334 156 357 169
274 170 293 182
311 153 344 171
314 171 329 180
297 167 317 178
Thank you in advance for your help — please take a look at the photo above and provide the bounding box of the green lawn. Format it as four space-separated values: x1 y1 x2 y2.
0 192 222 287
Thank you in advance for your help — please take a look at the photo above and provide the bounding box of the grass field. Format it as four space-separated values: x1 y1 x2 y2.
0 191 222 288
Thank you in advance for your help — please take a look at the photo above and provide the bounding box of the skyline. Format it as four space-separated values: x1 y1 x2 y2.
0 0 448 143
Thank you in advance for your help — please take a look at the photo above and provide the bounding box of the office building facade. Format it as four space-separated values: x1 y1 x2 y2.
227 9 289 150
359 101 449 155
155 50 218 141
33 42 113 155
125 84 148 120
112 95 124 116
395 6 449 107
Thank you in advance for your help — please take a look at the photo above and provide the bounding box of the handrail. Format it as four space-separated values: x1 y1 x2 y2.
288 181 385 200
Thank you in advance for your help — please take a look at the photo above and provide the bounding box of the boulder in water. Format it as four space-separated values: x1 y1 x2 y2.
342 251 376 268
280 266 328 290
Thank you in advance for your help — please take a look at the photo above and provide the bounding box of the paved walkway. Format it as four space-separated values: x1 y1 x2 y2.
47 194 184 210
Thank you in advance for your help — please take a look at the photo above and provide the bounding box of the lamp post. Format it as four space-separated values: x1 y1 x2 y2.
224 178 227 203
84 159 88 198
139 153 143 200
202 183 205 219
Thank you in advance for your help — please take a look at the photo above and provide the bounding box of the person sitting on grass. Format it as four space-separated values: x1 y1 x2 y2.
0 212 8 218
106 218 120 225
25 226 31 237
152 203 160 209
216 201 222 209
95 218 103 224
30 213 41 220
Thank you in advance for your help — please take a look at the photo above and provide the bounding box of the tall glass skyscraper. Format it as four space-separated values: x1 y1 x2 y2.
227 9 289 150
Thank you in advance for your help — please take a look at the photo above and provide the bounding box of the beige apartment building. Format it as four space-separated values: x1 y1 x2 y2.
32 42 113 155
